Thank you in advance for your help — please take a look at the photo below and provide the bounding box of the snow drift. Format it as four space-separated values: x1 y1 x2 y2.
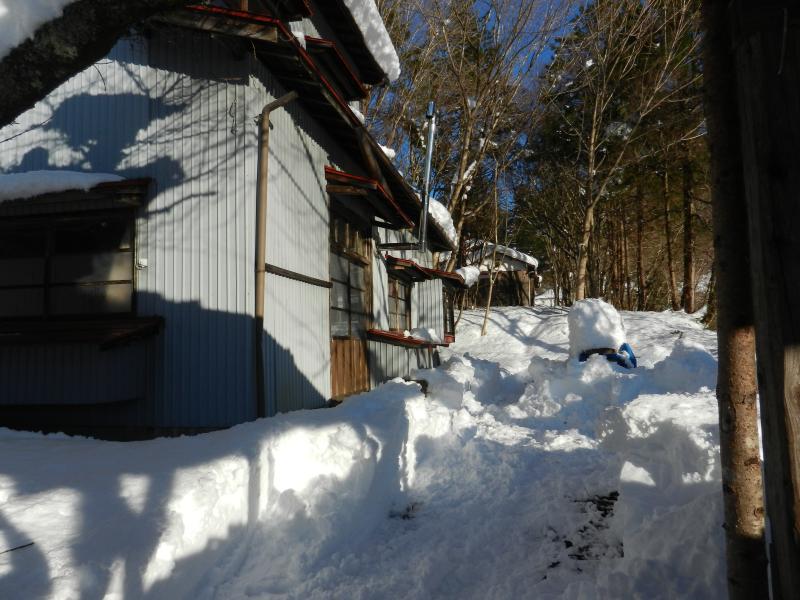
0 307 724 599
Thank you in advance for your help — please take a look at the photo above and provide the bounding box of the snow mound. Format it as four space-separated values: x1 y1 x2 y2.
568 298 626 357
427 198 457 247
455 265 481 287
0 0 79 61
341 0 401 82
0 307 724 599
0 170 124 202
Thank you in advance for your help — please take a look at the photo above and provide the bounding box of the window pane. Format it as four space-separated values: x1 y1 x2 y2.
50 283 133 315
0 288 44 317
330 308 349 336
0 227 46 258
0 258 46 286
350 264 365 289
350 288 365 313
53 216 131 253
330 254 348 282
51 252 132 284
350 314 366 336
331 281 348 309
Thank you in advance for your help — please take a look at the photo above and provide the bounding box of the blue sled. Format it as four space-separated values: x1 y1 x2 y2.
579 342 637 369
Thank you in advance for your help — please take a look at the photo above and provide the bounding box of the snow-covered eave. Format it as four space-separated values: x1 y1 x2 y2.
317 0 400 85
0 171 149 204
367 328 450 348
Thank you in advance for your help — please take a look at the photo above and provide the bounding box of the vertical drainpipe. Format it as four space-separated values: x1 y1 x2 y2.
419 101 436 256
254 90 298 419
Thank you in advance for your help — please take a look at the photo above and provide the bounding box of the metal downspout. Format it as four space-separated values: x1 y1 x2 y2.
254 90 298 419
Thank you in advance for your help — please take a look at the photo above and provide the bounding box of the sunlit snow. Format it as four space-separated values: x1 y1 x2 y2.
0 306 724 599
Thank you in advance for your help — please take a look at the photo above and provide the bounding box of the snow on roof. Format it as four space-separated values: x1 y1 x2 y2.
379 144 396 160
341 0 401 82
427 198 457 248
468 241 539 270
455 265 481 287
0 0 79 60
0 170 125 202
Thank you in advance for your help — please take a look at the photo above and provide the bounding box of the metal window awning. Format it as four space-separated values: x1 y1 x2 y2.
0 178 152 216
0 316 164 350
326 167 413 229
384 255 467 288
384 255 431 282
367 328 448 348
305 36 367 101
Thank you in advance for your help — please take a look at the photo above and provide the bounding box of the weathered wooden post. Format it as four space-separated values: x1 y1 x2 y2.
729 1 800 596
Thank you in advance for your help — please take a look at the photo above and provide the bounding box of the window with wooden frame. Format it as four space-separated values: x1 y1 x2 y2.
0 210 135 319
330 214 371 338
388 277 411 332
443 288 456 336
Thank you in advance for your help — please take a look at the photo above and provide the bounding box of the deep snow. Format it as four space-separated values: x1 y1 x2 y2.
0 307 725 599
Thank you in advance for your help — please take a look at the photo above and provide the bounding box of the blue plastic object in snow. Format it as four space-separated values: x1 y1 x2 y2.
578 343 637 369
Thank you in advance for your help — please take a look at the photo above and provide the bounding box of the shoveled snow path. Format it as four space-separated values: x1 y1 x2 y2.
0 307 725 599
212 308 725 598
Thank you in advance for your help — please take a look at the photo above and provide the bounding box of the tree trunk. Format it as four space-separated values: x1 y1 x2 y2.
681 158 696 312
575 201 596 301
622 207 632 310
701 3 768 598
636 185 646 310
663 169 680 310
729 2 800 597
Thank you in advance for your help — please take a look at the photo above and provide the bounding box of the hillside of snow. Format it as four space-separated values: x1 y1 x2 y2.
0 307 724 599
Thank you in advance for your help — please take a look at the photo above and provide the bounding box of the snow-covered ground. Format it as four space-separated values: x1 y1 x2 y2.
0 307 724 599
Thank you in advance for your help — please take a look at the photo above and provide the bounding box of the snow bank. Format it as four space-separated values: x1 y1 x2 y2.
341 0 401 82
455 265 481 287
0 307 724 599
427 198 457 247
0 170 124 202
0 1 80 60
568 298 626 357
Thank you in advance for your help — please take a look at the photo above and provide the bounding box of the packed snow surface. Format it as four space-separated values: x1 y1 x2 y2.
0 0 80 60
0 308 724 599
341 0 401 82
428 198 458 248
568 298 627 357
0 170 124 202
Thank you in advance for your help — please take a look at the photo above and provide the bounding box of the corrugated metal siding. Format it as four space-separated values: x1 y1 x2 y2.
0 343 146 407
416 278 445 338
0 30 256 428
248 55 354 413
367 341 434 388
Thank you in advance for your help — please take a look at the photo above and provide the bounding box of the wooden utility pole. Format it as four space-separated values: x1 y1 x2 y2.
729 1 800 597
702 2 767 597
